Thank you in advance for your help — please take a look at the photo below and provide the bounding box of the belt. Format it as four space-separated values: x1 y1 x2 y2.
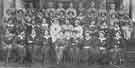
83 46 91 49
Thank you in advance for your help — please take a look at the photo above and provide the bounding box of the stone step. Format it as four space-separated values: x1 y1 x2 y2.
126 40 135 51
127 51 135 53
126 50 135 63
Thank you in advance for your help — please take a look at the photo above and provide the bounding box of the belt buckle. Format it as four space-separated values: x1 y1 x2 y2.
84 46 91 49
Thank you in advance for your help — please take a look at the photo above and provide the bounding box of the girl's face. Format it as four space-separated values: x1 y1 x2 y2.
66 20 70 24
17 15 22 20
65 32 71 39
44 31 49 35
69 12 74 16
114 23 118 26
99 32 104 37
42 18 46 23
42 9 46 13
8 20 12 24
32 16 35 19
91 21 96 25
18 11 23 15
26 16 31 22
101 12 106 17
75 21 79 26
32 20 35 24
38 12 43 17
7 10 11 16
54 20 59 24
102 22 107 25
60 11 64 16
49 12 54 17
59 32 64 37
111 14 116 19
116 32 120 36
85 32 89 37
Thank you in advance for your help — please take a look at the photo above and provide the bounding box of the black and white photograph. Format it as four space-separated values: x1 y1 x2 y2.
0 0 135 68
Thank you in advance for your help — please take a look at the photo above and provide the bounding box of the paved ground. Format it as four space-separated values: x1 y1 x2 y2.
0 39 134 68
0 63 134 68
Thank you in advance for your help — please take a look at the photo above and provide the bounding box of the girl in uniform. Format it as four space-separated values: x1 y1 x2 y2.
73 20 83 39
56 3 66 25
50 19 62 43
66 3 77 19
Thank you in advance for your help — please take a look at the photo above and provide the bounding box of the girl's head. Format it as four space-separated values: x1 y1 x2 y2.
74 20 80 26
99 31 105 37
90 20 96 25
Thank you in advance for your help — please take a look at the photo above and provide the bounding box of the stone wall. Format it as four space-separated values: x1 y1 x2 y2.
132 0 135 21
0 0 3 23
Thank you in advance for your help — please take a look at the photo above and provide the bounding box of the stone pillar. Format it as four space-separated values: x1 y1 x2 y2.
132 0 135 21
123 0 130 13
0 0 2 20
0 0 3 45
3 0 16 16
123 0 129 9
3 0 9 16
129 0 132 18
40 0 44 8
0 0 3 23
16 0 24 9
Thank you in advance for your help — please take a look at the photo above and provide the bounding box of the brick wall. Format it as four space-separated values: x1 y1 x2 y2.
0 0 3 23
